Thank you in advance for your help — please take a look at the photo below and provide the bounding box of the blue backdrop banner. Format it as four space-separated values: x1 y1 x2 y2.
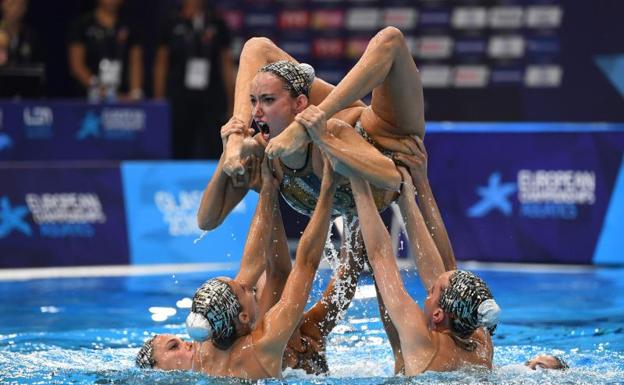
0 101 170 160
423 123 624 264
0 164 129 267
121 161 258 265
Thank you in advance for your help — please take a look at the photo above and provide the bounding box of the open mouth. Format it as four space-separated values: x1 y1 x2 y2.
254 120 271 141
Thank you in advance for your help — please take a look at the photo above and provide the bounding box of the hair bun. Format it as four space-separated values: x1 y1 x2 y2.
186 311 212 341
299 63 315 86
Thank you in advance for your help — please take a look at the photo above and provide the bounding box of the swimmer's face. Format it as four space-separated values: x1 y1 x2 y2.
250 72 308 142
525 355 566 370
424 271 453 325
151 334 196 371
221 277 259 329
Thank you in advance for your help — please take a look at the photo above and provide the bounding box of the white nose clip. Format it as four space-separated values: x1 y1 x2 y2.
186 312 212 341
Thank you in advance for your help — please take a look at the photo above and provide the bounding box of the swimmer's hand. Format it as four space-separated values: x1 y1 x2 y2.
265 119 311 159
222 117 254 176
393 136 428 188
294 105 328 143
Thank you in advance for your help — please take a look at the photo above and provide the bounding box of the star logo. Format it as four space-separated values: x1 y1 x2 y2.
0 196 32 238
467 172 517 217
76 111 101 140
0 133 13 151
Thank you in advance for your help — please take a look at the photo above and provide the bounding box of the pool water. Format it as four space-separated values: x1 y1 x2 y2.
1 266 623 385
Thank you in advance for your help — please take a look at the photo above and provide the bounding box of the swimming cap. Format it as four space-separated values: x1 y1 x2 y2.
135 336 156 369
439 270 500 337
186 278 242 348
260 60 315 97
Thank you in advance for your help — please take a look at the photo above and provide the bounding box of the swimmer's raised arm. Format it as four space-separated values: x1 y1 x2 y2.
349 175 432 356
394 138 456 270
374 281 404 374
257 162 292 315
253 160 338 373
395 167 445 290
234 156 280 290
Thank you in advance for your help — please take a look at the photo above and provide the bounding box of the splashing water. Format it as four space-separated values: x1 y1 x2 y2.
2 267 623 384
193 230 210 244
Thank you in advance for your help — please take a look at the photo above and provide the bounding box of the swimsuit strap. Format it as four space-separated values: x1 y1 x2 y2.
279 142 314 177
354 120 394 157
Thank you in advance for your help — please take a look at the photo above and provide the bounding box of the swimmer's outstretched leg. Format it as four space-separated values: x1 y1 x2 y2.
266 26 424 159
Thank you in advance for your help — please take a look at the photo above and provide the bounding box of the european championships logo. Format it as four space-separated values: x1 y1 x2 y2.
76 111 101 140
0 133 13 151
467 172 517 217
0 196 32 238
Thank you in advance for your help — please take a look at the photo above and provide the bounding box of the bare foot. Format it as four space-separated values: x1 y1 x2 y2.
265 121 310 159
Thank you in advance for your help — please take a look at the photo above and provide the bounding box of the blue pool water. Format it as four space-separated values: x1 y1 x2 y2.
1 266 623 384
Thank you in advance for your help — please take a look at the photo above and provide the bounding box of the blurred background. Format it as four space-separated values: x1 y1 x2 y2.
1 0 623 270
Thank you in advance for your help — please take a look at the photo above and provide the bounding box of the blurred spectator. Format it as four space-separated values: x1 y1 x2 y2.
68 0 143 102
0 28 8 65
0 0 40 65
153 0 234 159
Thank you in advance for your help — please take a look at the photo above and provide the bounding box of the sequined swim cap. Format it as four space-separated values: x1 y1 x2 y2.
438 270 500 337
259 60 315 97
185 278 242 349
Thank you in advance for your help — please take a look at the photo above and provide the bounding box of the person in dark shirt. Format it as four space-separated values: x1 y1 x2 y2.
68 0 143 101
0 0 40 65
153 0 234 159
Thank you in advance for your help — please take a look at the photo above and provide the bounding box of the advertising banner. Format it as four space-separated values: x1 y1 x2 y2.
0 164 129 267
0 101 170 161
422 123 624 264
121 161 258 265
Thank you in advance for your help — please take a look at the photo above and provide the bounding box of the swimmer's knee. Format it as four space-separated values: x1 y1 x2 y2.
376 27 406 51
241 37 278 57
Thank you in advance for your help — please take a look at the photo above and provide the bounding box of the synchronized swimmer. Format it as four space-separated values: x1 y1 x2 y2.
133 27 568 379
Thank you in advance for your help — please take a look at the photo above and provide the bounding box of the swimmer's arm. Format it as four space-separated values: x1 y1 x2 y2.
258 203 292 315
374 280 405 374
394 146 456 271
396 168 445 290
301 239 365 339
235 158 280 289
254 162 337 363
350 176 430 344
313 118 401 191
414 178 456 271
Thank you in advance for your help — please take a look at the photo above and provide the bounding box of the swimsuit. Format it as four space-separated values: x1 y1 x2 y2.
279 123 395 217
